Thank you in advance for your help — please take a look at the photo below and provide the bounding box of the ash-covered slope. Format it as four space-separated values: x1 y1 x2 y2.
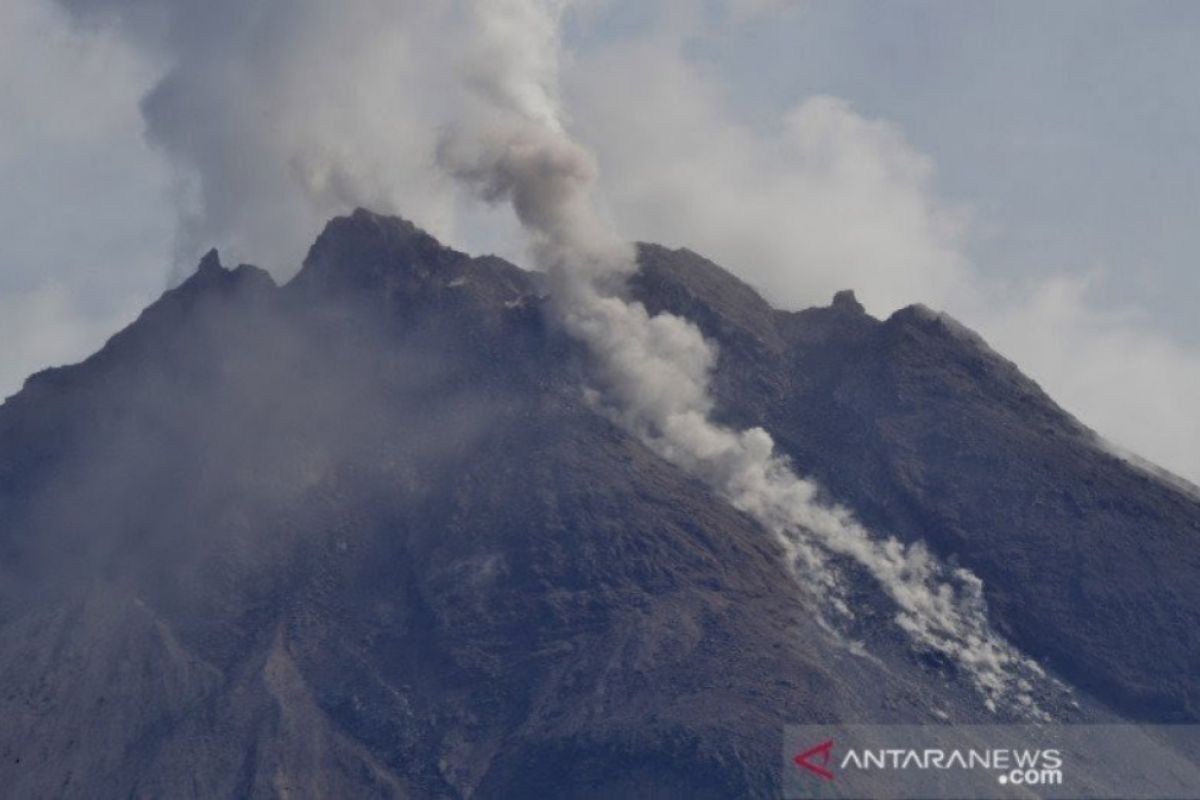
634 243 1200 721
0 210 1195 798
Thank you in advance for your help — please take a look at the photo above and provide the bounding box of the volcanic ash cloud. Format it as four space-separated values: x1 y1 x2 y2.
443 0 1050 716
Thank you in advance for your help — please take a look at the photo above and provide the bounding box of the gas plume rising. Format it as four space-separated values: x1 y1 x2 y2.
58 0 1051 713
443 0 1048 713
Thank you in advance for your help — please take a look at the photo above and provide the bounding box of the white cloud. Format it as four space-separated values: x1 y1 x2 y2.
565 30 1200 484
567 40 971 316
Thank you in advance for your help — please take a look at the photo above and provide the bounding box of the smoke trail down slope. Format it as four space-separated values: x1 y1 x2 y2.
444 0 1050 715
55 0 1051 714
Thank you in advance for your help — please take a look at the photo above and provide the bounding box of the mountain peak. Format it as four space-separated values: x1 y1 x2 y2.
831 289 864 314
631 242 785 350
287 208 539 311
197 247 222 275
171 247 275 301
290 208 451 295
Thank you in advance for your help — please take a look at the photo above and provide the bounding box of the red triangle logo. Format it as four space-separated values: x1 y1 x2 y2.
794 739 835 781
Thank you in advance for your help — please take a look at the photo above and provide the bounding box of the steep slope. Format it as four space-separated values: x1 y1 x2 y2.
0 210 1195 798
633 243 1200 722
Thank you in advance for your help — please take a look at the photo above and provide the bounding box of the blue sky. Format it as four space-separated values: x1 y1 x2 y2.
2 0 1199 480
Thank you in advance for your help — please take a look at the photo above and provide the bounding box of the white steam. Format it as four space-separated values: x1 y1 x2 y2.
444 0 1047 713
54 0 462 274
56 0 1051 713
565 24 1200 486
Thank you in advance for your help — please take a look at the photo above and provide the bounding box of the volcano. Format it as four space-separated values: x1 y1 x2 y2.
0 209 1197 798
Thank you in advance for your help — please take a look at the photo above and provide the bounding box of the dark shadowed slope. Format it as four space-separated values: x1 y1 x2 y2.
0 210 1196 798
634 242 1200 722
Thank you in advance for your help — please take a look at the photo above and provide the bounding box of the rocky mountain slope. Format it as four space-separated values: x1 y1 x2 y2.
633 243 1200 722
0 209 1196 798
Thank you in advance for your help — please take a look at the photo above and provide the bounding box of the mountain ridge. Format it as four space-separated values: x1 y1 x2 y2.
0 208 1197 797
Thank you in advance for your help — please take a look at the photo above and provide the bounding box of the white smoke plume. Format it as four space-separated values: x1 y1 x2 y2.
443 0 1048 714
54 0 462 275
56 0 1051 714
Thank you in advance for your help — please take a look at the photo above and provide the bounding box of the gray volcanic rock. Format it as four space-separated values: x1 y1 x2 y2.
0 210 1195 798
631 243 1200 723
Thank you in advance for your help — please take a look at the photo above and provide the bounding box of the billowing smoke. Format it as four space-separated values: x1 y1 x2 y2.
54 0 461 275
443 0 1047 713
58 0 1050 713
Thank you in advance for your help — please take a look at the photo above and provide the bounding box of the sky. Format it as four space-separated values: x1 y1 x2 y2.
2 0 1199 482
